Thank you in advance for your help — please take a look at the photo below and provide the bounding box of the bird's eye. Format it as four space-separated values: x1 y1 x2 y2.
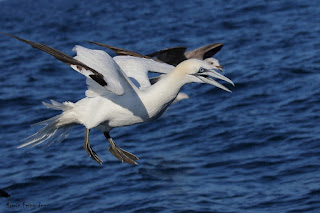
199 67 205 73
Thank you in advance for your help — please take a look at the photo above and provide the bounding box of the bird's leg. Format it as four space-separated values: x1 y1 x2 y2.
84 128 103 165
104 132 139 165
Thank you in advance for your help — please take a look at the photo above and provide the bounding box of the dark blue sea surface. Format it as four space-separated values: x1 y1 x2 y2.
0 0 320 212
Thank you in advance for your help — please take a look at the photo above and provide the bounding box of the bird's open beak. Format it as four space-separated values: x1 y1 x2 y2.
195 68 234 92
216 65 224 72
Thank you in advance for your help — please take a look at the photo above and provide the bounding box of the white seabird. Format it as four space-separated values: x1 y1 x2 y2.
3 33 234 165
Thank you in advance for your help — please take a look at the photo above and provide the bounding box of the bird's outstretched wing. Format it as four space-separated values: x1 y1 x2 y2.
185 43 224 60
72 45 126 95
87 41 175 89
86 41 163 63
2 33 126 95
113 55 174 89
147 46 187 66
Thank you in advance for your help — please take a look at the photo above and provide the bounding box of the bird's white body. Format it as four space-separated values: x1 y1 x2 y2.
2 33 233 164
55 48 178 132
57 58 195 132
16 43 233 165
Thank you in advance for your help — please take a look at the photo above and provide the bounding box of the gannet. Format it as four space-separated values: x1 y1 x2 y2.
3 33 234 165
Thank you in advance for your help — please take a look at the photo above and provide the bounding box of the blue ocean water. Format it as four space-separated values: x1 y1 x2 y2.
0 0 320 212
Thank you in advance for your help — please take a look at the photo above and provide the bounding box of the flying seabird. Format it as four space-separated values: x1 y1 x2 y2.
3 33 234 165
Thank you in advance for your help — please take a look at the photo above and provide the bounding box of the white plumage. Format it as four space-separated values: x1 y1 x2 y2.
113 55 174 89
4 33 234 165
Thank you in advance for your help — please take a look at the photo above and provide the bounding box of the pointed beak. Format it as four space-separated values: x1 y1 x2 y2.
216 65 224 72
195 68 234 92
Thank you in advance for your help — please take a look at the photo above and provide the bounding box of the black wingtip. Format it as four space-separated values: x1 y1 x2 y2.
89 74 108 86
1 32 28 43
2 33 109 88
202 43 224 59
85 40 114 50
85 40 101 45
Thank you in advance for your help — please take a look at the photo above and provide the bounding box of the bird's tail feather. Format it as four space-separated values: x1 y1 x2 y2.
42 99 73 111
18 100 74 149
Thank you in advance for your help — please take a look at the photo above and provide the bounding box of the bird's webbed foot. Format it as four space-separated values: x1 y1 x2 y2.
104 132 139 165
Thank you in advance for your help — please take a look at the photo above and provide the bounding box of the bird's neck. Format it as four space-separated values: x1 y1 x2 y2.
142 71 189 119
152 71 188 100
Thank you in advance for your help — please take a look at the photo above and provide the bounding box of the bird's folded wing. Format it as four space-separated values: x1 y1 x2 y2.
147 46 188 66
2 33 125 96
185 43 224 60
86 41 163 63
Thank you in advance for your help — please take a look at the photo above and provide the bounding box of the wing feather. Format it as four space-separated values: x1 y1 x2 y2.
86 41 164 63
72 45 125 95
114 56 174 89
147 46 187 66
2 33 125 95
185 43 224 59
85 41 175 89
